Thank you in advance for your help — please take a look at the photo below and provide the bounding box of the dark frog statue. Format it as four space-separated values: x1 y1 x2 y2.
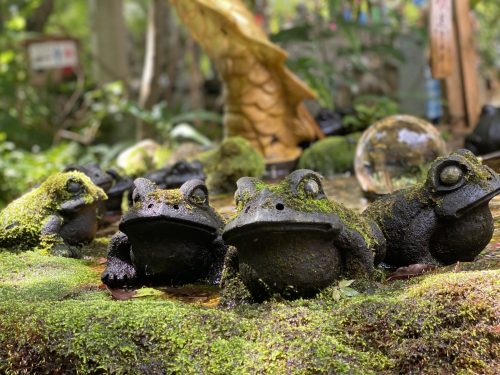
365 149 500 268
222 169 385 301
101 178 226 288
0 171 107 257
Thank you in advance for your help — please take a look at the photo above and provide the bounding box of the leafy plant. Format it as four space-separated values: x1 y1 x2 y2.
343 95 399 132
320 279 360 302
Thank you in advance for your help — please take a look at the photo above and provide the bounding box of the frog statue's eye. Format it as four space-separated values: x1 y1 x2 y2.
234 177 259 208
189 186 208 206
132 189 141 204
287 169 325 199
180 179 209 207
439 165 463 186
66 179 83 194
303 179 320 197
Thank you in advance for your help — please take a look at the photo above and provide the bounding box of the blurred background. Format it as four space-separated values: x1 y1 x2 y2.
0 0 499 207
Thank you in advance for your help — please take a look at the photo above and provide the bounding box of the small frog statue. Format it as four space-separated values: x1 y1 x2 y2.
0 171 107 257
364 149 500 268
222 169 385 301
101 178 227 288
64 163 114 193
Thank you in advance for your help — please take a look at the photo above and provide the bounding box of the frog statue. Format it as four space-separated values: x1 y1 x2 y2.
222 169 385 301
364 149 500 268
101 178 227 288
0 171 107 257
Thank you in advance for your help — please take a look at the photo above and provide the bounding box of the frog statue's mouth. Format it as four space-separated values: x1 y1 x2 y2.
222 208 341 245
223 221 335 243
437 172 500 219
120 216 218 238
58 197 95 215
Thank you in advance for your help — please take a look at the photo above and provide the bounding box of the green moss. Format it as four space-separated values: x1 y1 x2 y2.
198 137 265 194
461 150 491 185
0 172 107 252
0 247 497 374
147 189 184 205
298 133 361 176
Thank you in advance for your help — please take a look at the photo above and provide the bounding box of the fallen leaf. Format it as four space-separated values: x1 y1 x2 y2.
386 264 437 282
133 287 164 298
106 286 137 300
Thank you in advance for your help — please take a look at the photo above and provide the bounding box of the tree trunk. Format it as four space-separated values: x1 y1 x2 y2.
89 0 129 85
138 0 170 139
26 0 54 32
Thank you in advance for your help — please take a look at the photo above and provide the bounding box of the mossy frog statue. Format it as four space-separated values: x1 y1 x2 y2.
364 149 500 268
0 171 107 256
222 169 385 301
101 178 226 288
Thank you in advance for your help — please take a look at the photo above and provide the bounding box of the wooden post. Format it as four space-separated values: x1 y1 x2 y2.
429 0 453 78
454 0 481 129
438 0 482 131
443 22 467 131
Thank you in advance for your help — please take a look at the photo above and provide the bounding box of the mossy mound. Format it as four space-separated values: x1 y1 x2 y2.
298 133 361 176
198 137 265 194
116 139 172 177
0 248 498 374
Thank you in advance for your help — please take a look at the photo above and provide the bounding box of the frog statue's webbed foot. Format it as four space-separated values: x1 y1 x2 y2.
101 259 138 288
101 231 138 288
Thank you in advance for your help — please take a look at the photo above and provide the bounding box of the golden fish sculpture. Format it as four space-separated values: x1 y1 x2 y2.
170 0 323 163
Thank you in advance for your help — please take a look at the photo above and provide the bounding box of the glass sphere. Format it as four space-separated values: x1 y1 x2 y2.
354 115 447 196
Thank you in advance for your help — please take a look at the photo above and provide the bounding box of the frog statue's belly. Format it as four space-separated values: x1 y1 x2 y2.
232 227 342 300
123 220 215 285
430 205 494 265
58 203 100 245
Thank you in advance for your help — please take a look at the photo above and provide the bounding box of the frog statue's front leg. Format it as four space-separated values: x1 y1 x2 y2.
41 215 82 258
101 231 138 288
205 235 228 285
334 223 386 284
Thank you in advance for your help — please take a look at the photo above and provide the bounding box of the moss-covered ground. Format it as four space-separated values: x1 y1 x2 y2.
0 187 498 374
0 242 498 373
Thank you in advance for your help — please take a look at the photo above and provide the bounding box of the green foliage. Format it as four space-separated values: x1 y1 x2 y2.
0 135 79 207
318 279 360 302
473 1 500 72
0 249 497 374
0 1 97 148
272 8 407 109
85 82 220 147
298 133 361 176
343 95 399 132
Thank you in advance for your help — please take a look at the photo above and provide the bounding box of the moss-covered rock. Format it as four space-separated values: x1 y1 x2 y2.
198 137 265 194
0 245 497 374
298 133 361 176
117 139 172 176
